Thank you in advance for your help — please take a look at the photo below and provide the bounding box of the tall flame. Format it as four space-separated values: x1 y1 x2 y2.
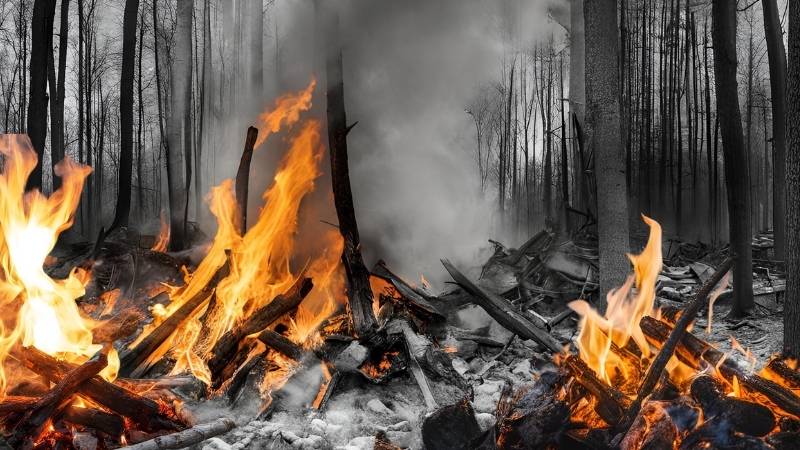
0 134 118 396
132 79 344 386
568 215 662 385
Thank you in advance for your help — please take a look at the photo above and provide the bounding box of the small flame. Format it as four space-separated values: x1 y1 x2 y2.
151 211 170 252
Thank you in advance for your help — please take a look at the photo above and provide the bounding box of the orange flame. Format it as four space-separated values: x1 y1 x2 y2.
567 215 662 386
151 211 170 252
0 134 119 396
254 78 316 148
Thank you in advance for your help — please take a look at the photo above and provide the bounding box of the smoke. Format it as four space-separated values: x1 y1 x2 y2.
229 0 566 288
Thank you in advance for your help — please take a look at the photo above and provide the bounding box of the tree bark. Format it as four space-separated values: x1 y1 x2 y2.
711 0 754 316
166 0 193 250
49 0 69 191
584 0 630 307
25 0 57 191
785 0 800 356
111 0 140 231
762 0 787 261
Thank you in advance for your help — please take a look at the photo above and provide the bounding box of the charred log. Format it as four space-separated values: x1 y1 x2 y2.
690 375 775 437
235 126 258 232
495 371 570 449
257 329 305 361
562 355 627 426
61 406 125 438
421 398 482 450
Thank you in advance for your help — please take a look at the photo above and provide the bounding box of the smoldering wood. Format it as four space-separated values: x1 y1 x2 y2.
615 257 733 434
372 260 445 322
212 339 259 391
61 406 125 438
207 276 312 382
562 355 627 426
766 359 800 388
257 329 305 361
119 417 236 450
0 396 37 416
17 347 181 431
10 346 109 448
640 316 800 418
120 261 231 378
619 401 678 450
226 353 266 405
92 308 144 343
235 126 258 231
495 371 570 449
258 355 322 420
421 398 482 450
441 258 562 353
690 375 775 437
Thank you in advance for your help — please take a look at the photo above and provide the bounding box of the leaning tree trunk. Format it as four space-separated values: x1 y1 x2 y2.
785 0 800 356
25 0 56 191
166 0 193 250
584 0 630 308
762 0 787 261
711 0 754 316
111 0 140 231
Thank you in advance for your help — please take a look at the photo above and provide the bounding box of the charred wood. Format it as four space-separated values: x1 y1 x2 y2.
257 329 305 361
61 406 125 438
421 398 482 450
766 359 800 388
562 355 627 426
235 126 258 232
495 371 570 449
690 375 775 436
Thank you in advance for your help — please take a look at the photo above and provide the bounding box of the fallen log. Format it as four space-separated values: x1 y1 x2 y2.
562 355 627 426
690 375 775 436
61 406 125 437
207 276 312 382
640 316 800 418
17 347 181 431
120 261 231 377
257 329 305 361
441 258 562 353
235 126 258 231
615 257 733 435
10 345 109 448
119 417 236 450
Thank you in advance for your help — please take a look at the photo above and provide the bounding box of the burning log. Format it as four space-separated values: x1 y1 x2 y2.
690 375 775 437
235 126 258 231
441 258 562 353
619 401 678 450
372 260 445 322
119 417 236 450
226 353 266 405
17 347 182 431
766 359 800 389
562 355 627 426
640 316 800 419
257 329 305 361
61 406 125 438
213 339 260 391
615 257 733 434
207 276 313 383
120 261 231 378
9 345 109 448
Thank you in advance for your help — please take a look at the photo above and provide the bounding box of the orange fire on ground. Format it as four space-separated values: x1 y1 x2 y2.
131 78 345 387
151 211 170 253
0 134 119 397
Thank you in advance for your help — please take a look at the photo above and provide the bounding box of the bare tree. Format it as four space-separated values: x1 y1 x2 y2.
584 0 630 306
711 0 753 316
26 0 56 191
49 0 69 190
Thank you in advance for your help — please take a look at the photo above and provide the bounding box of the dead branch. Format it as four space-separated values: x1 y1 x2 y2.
119 417 236 450
235 126 258 231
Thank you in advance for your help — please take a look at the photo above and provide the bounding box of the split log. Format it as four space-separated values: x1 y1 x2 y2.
313 370 341 411
616 257 733 434
766 359 800 388
61 406 125 437
119 417 236 450
207 276 312 382
257 329 305 361
690 375 775 436
441 258 562 353
120 261 230 377
320 9 378 340
641 316 800 418
17 347 181 431
226 353 266 405
10 345 109 448
619 401 677 450
235 126 258 231
562 355 627 426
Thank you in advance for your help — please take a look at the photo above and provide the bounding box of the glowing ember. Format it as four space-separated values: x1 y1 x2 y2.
0 134 119 396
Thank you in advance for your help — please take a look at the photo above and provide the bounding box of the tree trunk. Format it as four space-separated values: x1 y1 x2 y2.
584 0 630 307
762 0 787 261
569 0 587 214
711 0 754 316
784 0 800 356
26 0 57 191
166 0 193 250
111 0 140 231
49 0 69 191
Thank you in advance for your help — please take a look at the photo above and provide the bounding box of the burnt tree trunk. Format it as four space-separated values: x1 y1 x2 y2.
25 0 56 191
711 0 754 316
584 0 630 307
235 126 258 232
111 0 140 231
785 0 800 356
319 4 378 339
763 0 787 261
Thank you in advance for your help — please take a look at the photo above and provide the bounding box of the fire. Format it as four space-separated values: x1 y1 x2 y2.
568 215 662 387
129 79 344 387
0 134 118 396
151 211 170 252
